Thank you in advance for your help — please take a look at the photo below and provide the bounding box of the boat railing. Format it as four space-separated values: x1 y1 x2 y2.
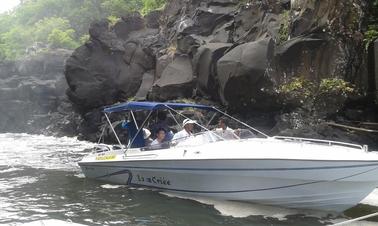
92 144 125 153
329 212 378 225
93 144 111 153
272 136 368 151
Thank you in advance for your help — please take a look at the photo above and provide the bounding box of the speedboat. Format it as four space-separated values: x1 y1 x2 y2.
78 101 378 212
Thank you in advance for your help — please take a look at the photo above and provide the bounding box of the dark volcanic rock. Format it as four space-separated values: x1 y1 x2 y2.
274 35 338 81
66 42 128 110
193 43 232 98
155 53 174 80
176 34 204 55
217 38 276 110
63 0 376 144
115 12 145 40
135 71 155 100
64 12 164 139
274 35 330 84
0 61 16 79
273 32 365 117
273 113 378 150
287 0 366 84
145 10 162 29
65 17 155 111
150 55 194 100
375 39 378 103
89 20 124 51
16 49 70 77
181 8 233 36
233 3 280 43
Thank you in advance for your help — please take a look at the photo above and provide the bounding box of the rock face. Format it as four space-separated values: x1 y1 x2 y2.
150 55 194 100
66 0 368 111
0 49 79 136
217 38 275 110
65 16 157 111
64 0 376 142
194 43 232 98
375 39 378 103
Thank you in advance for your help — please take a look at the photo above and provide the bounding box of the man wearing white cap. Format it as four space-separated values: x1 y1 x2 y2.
172 118 196 141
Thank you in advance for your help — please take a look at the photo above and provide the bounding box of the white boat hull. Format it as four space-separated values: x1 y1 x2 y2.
79 139 378 212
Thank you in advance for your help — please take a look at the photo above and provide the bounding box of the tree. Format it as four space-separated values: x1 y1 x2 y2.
0 0 168 60
14 0 63 25
33 17 72 43
0 25 33 59
47 28 79 49
66 0 106 38
141 0 166 15
101 0 143 17
0 13 15 34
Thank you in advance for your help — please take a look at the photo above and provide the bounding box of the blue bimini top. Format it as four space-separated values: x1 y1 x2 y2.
103 101 216 113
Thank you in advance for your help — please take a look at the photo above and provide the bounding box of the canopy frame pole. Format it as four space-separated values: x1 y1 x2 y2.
126 110 153 151
206 112 218 128
104 113 124 150
212 107 269 138
168 109 182 129
97 124 106 144
130 110 139 130
164 105 225 141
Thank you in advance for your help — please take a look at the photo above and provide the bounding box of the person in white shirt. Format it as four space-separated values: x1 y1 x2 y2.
150 128 166 149
214 117 239 140
172 119 196 141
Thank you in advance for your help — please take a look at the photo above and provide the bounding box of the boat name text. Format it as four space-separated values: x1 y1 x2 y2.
136 174 171 186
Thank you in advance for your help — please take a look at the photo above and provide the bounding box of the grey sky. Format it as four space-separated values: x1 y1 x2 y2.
0 0 20 13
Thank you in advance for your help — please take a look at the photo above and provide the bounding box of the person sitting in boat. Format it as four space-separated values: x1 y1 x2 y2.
150 128 169 149
214 117 239 140
150 111 174 141
143 128 153 146
122 118 151 148
172 119 196 141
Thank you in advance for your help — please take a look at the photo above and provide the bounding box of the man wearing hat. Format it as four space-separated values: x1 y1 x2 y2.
172 118 196 141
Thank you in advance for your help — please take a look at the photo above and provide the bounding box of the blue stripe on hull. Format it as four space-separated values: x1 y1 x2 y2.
90 166 378 194
93 168 323 193
80 162 378 171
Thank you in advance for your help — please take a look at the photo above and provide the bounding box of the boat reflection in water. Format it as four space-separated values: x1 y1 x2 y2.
79 101 378 212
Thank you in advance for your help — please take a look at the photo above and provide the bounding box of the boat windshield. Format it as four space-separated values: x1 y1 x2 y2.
174 131 222 147
176 129 257 146
141 129 258 150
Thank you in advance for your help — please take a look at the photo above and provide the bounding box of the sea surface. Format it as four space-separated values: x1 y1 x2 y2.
1 133 378 226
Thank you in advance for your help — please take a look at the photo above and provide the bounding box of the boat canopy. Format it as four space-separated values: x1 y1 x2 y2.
103 101 216 113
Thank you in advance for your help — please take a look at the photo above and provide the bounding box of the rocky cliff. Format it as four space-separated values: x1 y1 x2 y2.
0 50 80 136
64 0 378 146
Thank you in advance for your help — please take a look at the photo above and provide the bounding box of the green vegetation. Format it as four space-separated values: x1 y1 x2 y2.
101 0 143 17
0 0 167 60
278 10 290 44
364 0 378 49
318 78 354 96
278 11 290 43
141 0 166 15
279 77 354 108
279 77 314 100
364 28 378 50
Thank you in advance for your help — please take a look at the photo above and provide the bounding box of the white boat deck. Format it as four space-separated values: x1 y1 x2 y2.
95 137 378 163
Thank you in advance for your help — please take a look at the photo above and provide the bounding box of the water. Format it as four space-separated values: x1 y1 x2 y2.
1 133 378 226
